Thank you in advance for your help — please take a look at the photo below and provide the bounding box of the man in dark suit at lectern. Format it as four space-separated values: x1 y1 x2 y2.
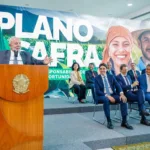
0 36 52 65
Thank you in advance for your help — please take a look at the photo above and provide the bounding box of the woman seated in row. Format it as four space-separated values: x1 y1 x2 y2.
69 62 86 103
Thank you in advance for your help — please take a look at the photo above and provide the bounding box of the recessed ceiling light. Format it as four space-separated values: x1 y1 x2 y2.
127 3 133 6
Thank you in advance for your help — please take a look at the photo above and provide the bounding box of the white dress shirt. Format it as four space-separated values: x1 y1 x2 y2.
121 74 130 85
146 74 150 92
9 50 23 65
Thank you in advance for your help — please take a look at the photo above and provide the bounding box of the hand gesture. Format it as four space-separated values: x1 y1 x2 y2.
43 56 53 65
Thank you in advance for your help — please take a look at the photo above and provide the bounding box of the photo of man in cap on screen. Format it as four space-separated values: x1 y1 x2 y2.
132 28 150 72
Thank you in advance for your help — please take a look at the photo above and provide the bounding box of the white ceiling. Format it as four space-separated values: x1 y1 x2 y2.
0 0 150 18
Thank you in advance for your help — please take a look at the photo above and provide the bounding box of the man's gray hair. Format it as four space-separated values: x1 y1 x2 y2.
9 36 19 44
146 64 150 68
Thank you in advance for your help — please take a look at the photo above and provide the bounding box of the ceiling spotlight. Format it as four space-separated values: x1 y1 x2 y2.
127 3 133 6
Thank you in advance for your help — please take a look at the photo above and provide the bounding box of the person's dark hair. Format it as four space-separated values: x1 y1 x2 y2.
89 63 95 67
99 63 108 69
120 64 127 71
72 62 80 71
146 64 150 68
138 31 150 41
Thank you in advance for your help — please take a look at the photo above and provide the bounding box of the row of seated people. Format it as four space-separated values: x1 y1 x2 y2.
69 62 150 130
69 61 140 103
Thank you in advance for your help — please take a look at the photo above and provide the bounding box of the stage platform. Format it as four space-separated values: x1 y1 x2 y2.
44 97 150 150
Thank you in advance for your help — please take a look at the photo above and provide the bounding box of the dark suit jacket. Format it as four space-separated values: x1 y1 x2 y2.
127 70 140 82
138 74 147 93
116 74 133 93
94 74 122 102
141 69 146 74
0 50 44 65
85 70 98 87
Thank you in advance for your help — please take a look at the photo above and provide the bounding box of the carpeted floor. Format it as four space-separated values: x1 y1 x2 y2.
112 142 150 150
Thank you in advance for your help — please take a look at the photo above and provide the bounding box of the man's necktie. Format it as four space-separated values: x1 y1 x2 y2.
103 76 110 95
133 71 137 80
13 51 18 64
92 72 95 77
133 71 138 90
148 76 150 84
124 76 130 85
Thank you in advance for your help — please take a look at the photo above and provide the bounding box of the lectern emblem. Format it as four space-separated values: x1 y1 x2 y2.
13 74 30 94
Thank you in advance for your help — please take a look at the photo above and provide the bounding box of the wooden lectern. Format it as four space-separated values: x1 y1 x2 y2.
0 65 48 150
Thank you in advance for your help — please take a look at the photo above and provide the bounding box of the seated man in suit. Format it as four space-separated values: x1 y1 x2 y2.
0 36 52 65
107 61 116 76
95 63 133 130
116 64 150 126
127 62 140 82
85 63 98 101
138 64 150 105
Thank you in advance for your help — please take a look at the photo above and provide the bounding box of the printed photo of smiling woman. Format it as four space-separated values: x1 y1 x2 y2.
102 26 133 75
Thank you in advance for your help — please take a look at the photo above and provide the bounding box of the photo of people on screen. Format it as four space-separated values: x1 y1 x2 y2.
132 29 150 72
102 26 133 75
